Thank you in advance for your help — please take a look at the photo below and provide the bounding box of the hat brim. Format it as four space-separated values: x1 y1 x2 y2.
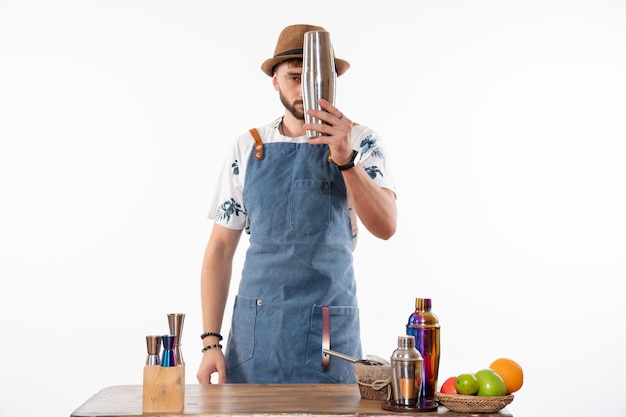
261 55 350 77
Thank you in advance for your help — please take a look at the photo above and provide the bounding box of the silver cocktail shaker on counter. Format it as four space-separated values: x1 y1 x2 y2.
302 30 337 139
390 335 423 406
406 298 440 401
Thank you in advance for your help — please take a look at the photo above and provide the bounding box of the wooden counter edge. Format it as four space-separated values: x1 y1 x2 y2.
70 384 513 417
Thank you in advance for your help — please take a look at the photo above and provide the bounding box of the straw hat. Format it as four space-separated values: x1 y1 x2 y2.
261 24 350 77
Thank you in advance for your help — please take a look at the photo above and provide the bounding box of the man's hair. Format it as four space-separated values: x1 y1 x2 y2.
272 58 303 75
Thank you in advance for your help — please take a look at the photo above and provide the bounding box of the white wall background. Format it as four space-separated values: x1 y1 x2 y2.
1 1 625 416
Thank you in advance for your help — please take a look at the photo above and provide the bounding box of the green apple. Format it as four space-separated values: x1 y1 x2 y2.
455 373 479 395
475 369 506 396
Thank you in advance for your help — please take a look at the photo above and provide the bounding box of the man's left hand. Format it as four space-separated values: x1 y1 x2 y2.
304 98 355 166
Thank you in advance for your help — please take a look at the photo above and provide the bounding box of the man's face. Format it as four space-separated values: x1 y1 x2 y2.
273 61 304 120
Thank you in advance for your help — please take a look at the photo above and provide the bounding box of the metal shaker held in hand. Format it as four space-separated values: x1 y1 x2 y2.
406 298 441 401
302 30 337 139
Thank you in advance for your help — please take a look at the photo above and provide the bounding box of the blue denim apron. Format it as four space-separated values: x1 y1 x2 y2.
224 133 362 383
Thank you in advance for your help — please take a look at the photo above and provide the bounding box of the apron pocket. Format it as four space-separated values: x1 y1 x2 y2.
226 295 259 369
290 179 331 234
305 304 362 383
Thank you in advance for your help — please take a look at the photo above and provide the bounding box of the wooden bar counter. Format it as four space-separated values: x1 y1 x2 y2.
70 384 513 417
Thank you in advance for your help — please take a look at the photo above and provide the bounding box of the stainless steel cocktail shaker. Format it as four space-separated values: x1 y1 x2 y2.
302 30 337 139
406 298 440 401
390 335 423 406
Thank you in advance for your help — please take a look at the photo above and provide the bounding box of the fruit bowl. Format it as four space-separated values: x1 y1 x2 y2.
436 392 514 413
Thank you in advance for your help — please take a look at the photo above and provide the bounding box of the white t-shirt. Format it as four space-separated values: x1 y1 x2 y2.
208 117 396 234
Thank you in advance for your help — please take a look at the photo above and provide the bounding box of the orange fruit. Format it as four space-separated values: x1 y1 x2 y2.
489 358 524 394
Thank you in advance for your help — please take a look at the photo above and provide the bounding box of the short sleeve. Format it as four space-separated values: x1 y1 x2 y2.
207 143 248 231
353 126 396 195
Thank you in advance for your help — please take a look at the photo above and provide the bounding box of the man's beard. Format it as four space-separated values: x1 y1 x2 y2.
279 91 305 120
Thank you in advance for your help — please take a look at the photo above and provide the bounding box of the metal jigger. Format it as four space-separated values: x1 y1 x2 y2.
145 335 162 366
161 335 178 367
167 313 185 365
303 30 337 139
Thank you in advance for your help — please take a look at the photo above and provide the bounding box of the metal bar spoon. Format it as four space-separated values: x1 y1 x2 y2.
323 348 387 366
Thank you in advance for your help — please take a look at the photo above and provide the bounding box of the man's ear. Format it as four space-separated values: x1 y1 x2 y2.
272 74 279 91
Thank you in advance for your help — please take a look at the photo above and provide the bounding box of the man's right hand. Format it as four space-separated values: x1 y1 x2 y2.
196 348 227 384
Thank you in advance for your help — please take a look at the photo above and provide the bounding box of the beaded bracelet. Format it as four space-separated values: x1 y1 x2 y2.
200 332 223 341
201 343 223 353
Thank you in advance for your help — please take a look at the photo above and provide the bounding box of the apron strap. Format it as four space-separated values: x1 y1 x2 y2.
251 122 358 163
249 128 264 160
